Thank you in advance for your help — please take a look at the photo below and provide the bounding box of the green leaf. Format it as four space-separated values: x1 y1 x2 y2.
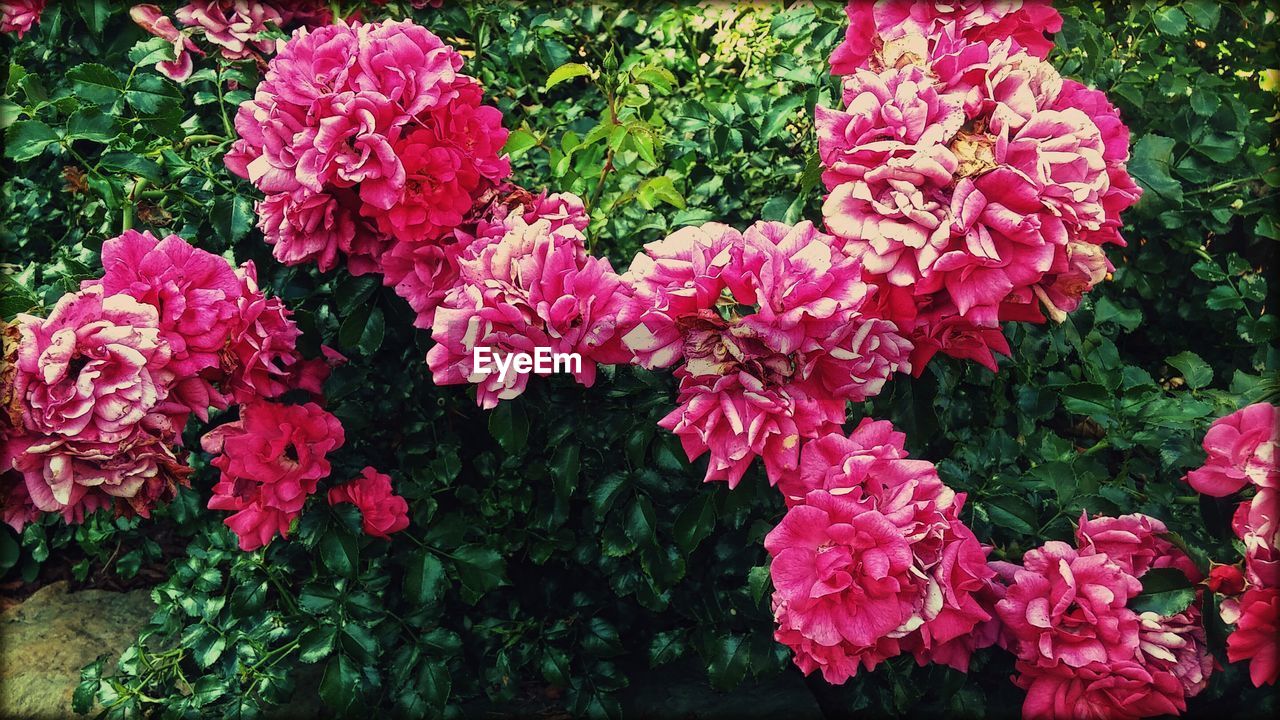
636 176 685 210
418 661 451 711
648 630 687 667
67 63 124 105
1093 297 1142 332
65 107 117 143
129 37 177 66
540 647 571 686
211 195 254 244
452 545 506 596
760 96 804 141
0 100 18 130
550 442 580 501
1206 285 1243 311
1128 134 1183 205
672 493 714 554
320 531 358 578
747 565 771 605
4 120 59 162
503 128 538 157
335 275 380 317
590 472 628 515
1166 351 1213 389
983 494 1037 535
583 617 622 656
543 62 594 91
706 634 750 691
405 551 446 605
632 66 677 94
125 73 182 114
1152 6 1188 36
1061 382 1113 417
100 152 164 183
623 495 656 548
488 402 529 454
338 304 386 356
1129 568 1197 615
320 654 359 714
298 626 338 664
76 0 111 34
1183 0 1220 29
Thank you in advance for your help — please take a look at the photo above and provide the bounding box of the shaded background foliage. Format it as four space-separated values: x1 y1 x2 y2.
1 1 1277 718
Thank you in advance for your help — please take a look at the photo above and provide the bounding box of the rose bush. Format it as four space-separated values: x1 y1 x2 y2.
0 1 1276 719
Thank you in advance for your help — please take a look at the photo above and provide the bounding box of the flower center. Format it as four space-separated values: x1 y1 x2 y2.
950 121 998 179
67 355 89 378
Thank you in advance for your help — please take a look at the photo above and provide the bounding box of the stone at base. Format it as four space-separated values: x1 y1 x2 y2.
0 581 154 719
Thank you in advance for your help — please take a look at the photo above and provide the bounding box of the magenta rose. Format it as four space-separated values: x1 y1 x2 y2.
1222 587 1279 687
766 474 992 683
1186 402 1278 497
2 0 46 38
14 287 171 444
327 466 410 539
1014 659 1184 720
997 540 1141 668
94 230 241 384
203 399 345 550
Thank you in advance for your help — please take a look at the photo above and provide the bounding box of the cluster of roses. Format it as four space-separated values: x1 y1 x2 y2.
0 230 321 531
620 221 911 486
764 419 997 681
425 188 634 408
224 19 512 331
1184 402 1279 688
130 1 334 82
0 229 409 550
203 405 409 551
817 0 1141 373
997 514 1213 719
222 19 916 486
0 0 42 37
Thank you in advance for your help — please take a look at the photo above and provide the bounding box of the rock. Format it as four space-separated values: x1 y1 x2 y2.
0 581 154 719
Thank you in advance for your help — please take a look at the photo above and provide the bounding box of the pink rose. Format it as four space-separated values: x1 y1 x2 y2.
1224 587 1279 687
95 230 241 384
354 19 464 118
1014 659 1184 720
14 288 171 443
766 475 992 683
218 262 305 404
4 427 190 528
129 4 204 82
659 370 837 488
620 222 742 370
829 0 1061 75
426 209 631 408
1137 609 1214 698
175 1 284 61
203 399 345 551
1235 486 1279 588
256 191 380 274
368 83 510 243
997 540 1142 668
624 221 909 486
1075 511 1202 581
2 0 45 38
1186 403 1278 497
327 467 410 539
